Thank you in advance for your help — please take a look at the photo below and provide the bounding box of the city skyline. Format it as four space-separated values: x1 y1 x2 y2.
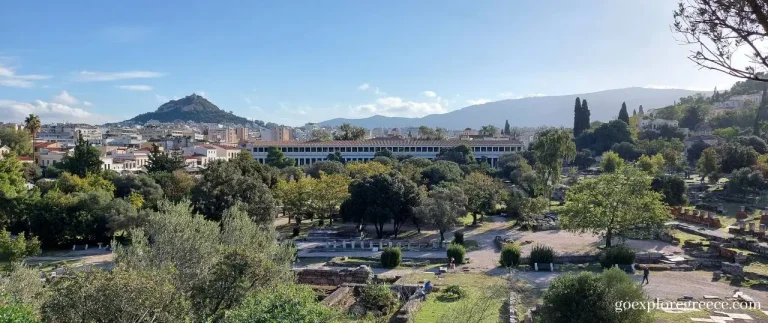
0 0 742 126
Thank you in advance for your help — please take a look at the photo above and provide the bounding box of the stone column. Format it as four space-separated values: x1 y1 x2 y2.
407 242 411 250
351 241 356 249
749 222 756 232
379 240 383 249
388 241 392 248
708 211 714 219
738 220 746 230
342 240 347 249
760 224 766 233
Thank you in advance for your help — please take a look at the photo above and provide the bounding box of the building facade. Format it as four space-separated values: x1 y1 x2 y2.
247 139 525 167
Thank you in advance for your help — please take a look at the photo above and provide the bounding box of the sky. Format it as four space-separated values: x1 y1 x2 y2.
0 0 742 126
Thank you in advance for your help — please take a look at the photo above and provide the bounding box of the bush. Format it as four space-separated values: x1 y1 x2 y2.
380 247 402 268
599 246 636 268
225 283 337 323
540 268 652 323
446 243 466 265
452 231 464 245
292 227 300 237
443 285 467 299
360 284 398 314
0 302 36 323
499 243 522 267
528 244 555 267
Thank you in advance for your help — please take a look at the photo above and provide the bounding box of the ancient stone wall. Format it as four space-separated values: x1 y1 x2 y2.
295 266 372 286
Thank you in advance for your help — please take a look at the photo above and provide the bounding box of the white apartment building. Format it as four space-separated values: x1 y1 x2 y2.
181 144 242 167
715 93 763 110
37 124 103 146
638 118 679 131
247 139 525 167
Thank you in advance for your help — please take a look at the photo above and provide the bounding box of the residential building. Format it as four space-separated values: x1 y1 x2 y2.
638 118 679 131
0 146 10 158
247 138 525 167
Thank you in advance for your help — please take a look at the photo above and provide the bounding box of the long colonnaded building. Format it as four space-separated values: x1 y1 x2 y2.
247 138 525 167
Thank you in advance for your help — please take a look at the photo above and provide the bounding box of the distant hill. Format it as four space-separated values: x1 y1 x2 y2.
126 94 251 124
318 87 706 129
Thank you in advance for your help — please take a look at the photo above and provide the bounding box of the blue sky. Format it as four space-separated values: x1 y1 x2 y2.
0 0 739 126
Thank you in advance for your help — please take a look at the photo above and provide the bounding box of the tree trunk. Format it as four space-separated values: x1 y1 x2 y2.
439 230 445 244
472 214 477 226
605 229 612 248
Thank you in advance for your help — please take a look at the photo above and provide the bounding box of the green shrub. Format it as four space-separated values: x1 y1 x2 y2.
380 247 402 268
292 227 300 237
443 285 467 299
599 245 636 268
499 243 522 267
541 268 651 323
446 243 466 265
225 283 337 323
360 284 398 314
0 230 41 262
528 244 555 267
0 302 36 323
452 231 464 245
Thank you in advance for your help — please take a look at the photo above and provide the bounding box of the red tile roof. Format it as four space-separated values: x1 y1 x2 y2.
249 139 522 147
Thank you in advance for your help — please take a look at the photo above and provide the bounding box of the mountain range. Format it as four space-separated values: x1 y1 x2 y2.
126 94 251 124
318 87 705 129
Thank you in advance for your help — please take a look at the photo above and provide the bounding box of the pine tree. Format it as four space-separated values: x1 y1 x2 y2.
633 109 637 116
504 120 511 136
618 102 630 124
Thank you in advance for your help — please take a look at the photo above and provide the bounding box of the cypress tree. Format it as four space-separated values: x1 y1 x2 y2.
639 105 644 115
633 109 637 116
504 120 511 136
573 97 583 137
618 102 630 124
581 99 591 134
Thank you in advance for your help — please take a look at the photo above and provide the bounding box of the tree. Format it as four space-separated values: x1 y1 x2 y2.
274 177 317 223
686 141 712 164
151 170 196 202
572 149 596 170
416 186 467 243
0 229 40 262
718 142 758 173
679 104 711 129
436 145 475 165
265 147 295 169
478 125 498 136
600 151 625 173
504 120 511 136
533 128 576 200
146 144 185 173
727 167 767 195
460 172 507 225
736 135 768 154
618 102 630 124
0 128 32 156
573 97 586 137
559 167 669 247
326 151 344 163
41 268 190 322
610 142 643 161
109 174 164 208
638 105 644 115
651 176 687 206
23 114 40 141
346 161 390 180
636 154 665 176
673 0 768 82
340 173 420 238
22 162 42 182
309 128 331 141
697 147 721 182
540 268 652 323
575 120 633 154
60 133 102 177
224 284 336 323
312 173 350 224
421 160 463 186
192 160 277 223
374 149 394 159
304 160 345 179
417 126 447 140
333 123 367 140
0 154 27 199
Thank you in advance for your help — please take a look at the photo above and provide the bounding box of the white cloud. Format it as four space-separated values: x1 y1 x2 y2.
354 96 446 118
0 63 52 88
116 84 153 91
53 91 78 105
0 99 111 124
75 70 164 82
83 101 93 107
374 87 386 96
466 98 491 105
357 83 370 90
421 91 437 98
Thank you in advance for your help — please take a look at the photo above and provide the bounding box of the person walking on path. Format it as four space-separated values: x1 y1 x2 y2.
449 257 455 270
642 266 650 285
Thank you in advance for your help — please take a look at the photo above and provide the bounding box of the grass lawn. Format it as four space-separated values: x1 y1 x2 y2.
402 273 507 323
744 256 768 276
671 230 708 246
